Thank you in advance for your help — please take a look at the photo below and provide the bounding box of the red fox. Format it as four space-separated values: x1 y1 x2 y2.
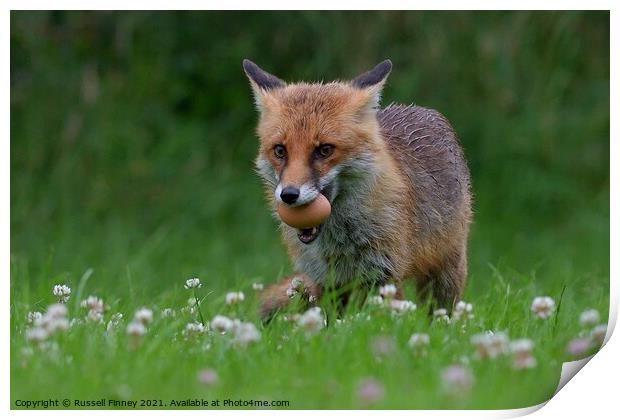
243 59 472 318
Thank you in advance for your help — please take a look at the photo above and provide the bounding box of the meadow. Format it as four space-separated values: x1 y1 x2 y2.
10 11 610 409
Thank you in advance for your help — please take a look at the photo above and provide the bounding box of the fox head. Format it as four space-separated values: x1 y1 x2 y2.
243 59 392 210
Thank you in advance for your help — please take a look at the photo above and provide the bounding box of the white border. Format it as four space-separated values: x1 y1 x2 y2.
3 2 616 419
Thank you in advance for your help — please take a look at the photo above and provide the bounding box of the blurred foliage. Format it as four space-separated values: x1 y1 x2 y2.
10 11 609 299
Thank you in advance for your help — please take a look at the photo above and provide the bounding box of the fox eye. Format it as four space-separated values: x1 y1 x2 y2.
273 144 287 159
316 144 335 159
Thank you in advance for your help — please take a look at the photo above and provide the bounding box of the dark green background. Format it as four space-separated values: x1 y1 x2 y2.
11 11 609 303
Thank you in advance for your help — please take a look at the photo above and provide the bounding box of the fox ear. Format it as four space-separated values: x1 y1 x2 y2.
351 59 392 109
242 59 286 111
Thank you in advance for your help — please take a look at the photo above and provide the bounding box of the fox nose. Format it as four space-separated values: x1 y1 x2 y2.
280 186 300 204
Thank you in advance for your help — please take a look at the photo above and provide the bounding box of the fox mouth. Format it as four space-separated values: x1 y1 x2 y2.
298 226 321 244
296 184 333 244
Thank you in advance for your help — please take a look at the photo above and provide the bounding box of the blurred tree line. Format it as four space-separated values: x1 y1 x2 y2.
10 11 609 290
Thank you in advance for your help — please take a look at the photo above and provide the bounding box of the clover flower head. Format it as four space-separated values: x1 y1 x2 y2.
197 369 219 386
184 278 202 290
211 315 234 334
379 284 397 299
134 308 153 325
367 295 384 306
390 299 417 313
80 295 105 313
471 331 509 359
531 296 555 319
46 303 68 320
161 308 176 318
441 365 474 393
579 309 600 328
252 283 264 291
25 327 49 343
184 322 207 338
52 284 71 303
35 304 70 334
232 321 261 346
286 276 305 298
433 308 450 323
225 291 245 305
27 311 43 324
126 321 146 337
298 307 325 334
452 301 474 321
86 310 104 323
357 378 385 404
106 313 123 332
591 324 607 344
567 337 592 357
510 339 536 370
408 333 430 349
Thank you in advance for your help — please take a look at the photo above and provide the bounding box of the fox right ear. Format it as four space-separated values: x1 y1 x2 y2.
351 59 392 110
242 59 286 111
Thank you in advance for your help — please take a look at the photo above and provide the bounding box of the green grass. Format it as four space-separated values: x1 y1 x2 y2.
10 11 609 409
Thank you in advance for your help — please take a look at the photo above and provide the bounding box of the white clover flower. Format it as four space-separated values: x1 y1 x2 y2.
367 295 384 306
184 322 207 338
531 296 555 319
408 333 430 349
286 276 304 298
433 308 450 323
591 324 607 344
470 331 509 359
197 369 219 386
80 296 105 313
106 313 123 332
452 301 474 321
357 378 385 404
567 337 592 356
161 308 176 318
579 309 600 328
441 365 474 393
225 291 245 305
308 294 318 303
298 307 325 334
126 321 146 337
134 308 153 325
52 284 71 303
389 299 417 313
184 278 202 290
252 283 264 291
27 311 42 324
232 321 261 346
510 339 536 370
36 304 70 333
211 315 234 334
25 327 49 343
46 303 68 319
86 310 104 323
379 284 397 299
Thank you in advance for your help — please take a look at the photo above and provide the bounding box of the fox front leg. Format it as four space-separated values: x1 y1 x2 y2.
259 273 322 320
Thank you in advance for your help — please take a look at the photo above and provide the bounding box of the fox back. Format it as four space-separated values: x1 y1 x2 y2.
244 59 472 308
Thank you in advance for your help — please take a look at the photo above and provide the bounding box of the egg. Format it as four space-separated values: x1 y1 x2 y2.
277 193 332 229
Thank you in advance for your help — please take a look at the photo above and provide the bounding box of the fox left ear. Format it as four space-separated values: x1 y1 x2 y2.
242 59 286 111
351 59 392 109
